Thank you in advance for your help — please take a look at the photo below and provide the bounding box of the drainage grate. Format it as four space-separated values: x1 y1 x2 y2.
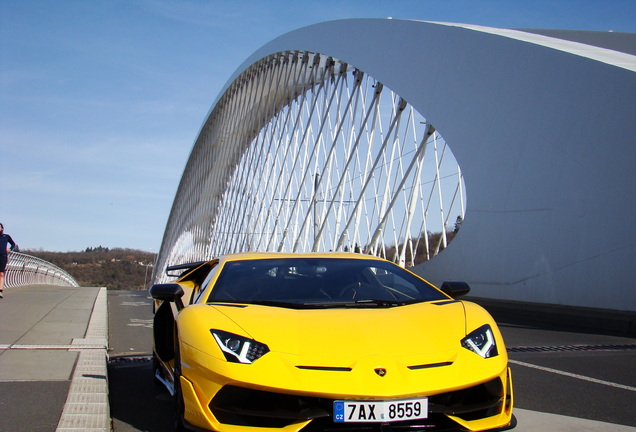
508 344 636 353
108 355 153 363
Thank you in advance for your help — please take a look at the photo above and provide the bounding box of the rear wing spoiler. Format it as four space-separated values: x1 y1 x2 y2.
165 261 208 278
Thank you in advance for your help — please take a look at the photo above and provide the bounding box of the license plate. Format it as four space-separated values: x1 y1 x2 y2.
333 398 428 423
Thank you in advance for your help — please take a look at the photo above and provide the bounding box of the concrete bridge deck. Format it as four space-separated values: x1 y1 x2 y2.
0 284 633 431
0 284 109 432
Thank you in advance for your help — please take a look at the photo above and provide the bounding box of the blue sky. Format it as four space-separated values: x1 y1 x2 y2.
2 0 635 252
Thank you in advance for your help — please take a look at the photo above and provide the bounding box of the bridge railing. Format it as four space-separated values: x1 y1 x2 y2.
5 252 79 288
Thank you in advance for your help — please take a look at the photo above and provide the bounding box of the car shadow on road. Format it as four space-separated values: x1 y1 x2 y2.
108 356 173 432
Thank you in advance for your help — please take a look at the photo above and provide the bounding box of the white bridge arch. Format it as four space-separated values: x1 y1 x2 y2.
154 19 636 312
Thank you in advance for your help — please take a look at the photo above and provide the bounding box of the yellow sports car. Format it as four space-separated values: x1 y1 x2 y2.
150 252 514 432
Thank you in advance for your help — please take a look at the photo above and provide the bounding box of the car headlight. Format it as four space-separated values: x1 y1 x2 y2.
461 324 498 358
211 329 269 364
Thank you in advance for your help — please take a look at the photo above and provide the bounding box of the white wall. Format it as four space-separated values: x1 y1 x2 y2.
215 19 636 311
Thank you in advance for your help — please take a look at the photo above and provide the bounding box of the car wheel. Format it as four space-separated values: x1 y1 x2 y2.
173 338 187 432
152 354 162 386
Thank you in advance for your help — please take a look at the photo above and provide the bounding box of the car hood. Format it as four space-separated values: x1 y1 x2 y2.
209 300 467 367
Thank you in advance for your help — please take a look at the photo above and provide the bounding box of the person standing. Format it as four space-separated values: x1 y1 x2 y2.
0 223 17 298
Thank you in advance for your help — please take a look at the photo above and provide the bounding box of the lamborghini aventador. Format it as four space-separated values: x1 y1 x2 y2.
150 252 514 431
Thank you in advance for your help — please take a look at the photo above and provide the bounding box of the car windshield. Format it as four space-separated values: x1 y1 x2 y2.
206 258 447 308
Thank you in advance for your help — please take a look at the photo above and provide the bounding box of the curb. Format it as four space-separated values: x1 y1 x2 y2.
56 287 111 432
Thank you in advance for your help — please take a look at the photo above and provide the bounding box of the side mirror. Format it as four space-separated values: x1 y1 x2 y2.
440 281 471 298
149 283 185 310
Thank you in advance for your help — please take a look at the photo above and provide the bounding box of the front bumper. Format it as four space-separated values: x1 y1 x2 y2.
178 343 514 432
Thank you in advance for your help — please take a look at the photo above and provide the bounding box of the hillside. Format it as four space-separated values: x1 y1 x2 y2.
25 247 156 290
23 225 460 290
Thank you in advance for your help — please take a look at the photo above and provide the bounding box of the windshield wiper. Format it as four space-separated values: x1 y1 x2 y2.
209 300 300 308
302 299 408 309
248 300 303 308
354 299 408 307
212 299 412 309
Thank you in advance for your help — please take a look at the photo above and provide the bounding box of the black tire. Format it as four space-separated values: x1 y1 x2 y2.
152 354 162 386
173 336 187 432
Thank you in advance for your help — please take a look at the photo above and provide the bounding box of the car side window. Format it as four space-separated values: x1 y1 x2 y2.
193 262 220 304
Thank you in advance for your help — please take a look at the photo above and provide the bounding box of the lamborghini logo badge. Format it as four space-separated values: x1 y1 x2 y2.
374 368 387 377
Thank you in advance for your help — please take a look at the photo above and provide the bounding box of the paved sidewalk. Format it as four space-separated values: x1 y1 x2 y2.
0 284 109 432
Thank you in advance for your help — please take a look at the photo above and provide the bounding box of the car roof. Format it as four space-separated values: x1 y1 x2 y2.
216 251 387 264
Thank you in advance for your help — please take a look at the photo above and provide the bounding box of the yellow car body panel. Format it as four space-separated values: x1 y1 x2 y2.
178 302 507 397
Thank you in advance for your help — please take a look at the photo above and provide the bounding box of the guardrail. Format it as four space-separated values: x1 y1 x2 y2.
5 252 79 288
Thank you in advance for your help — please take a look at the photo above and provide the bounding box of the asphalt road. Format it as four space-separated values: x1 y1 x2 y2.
108 290 172 431
107 289 636 431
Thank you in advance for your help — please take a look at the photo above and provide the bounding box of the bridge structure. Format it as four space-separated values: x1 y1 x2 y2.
153 19 636 313
5 252 79 288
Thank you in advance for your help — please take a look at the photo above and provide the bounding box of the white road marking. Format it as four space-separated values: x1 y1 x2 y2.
509 359 636 392
127 318 153 328
121 301 149 307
